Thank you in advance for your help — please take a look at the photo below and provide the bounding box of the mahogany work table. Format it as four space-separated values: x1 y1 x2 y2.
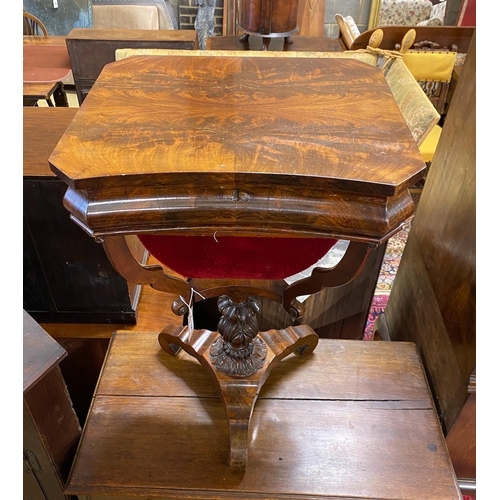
49 53 431 474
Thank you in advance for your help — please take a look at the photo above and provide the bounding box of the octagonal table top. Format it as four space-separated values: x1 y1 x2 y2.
49 54 426 243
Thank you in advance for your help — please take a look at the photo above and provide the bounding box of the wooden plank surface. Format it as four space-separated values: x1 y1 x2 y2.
98 333 431 402
66 335 461 499
23 107 78 176
23 310 67 393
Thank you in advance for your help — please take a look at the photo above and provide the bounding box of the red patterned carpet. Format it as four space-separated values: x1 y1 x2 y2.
363 218 412 340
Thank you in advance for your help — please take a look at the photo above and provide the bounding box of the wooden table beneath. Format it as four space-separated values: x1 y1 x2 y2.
66 332 462 499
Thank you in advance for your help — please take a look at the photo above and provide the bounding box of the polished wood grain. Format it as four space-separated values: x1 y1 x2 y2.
207 34 344 51
66 333 461 499
65 28 198 104
380 34 476 434
23 107 78 176
49 55 425 243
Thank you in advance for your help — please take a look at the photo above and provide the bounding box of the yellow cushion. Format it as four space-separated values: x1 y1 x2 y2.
402 51 457 82
419 124 442 162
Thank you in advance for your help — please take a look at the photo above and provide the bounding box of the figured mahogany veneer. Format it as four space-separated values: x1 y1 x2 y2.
49 55 425 243
49 54 426 470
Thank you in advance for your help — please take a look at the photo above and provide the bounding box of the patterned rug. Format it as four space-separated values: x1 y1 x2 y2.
363 218 412 340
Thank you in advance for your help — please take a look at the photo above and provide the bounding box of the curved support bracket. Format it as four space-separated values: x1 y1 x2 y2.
283 241 375 313
102 235 192 298
158 323 318 470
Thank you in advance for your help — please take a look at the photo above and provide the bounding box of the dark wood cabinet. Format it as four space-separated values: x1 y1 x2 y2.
24 107 143 324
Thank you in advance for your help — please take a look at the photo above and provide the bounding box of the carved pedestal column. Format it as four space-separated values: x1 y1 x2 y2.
158 293 319 470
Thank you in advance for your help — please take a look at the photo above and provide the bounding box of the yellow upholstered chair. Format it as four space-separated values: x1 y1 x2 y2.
402 50 457 115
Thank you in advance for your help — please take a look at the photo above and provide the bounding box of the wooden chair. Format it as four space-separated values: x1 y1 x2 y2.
23 11 48 36
335 13 360 49
402 49 457 116
340 25 474 53
23 11 59 108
